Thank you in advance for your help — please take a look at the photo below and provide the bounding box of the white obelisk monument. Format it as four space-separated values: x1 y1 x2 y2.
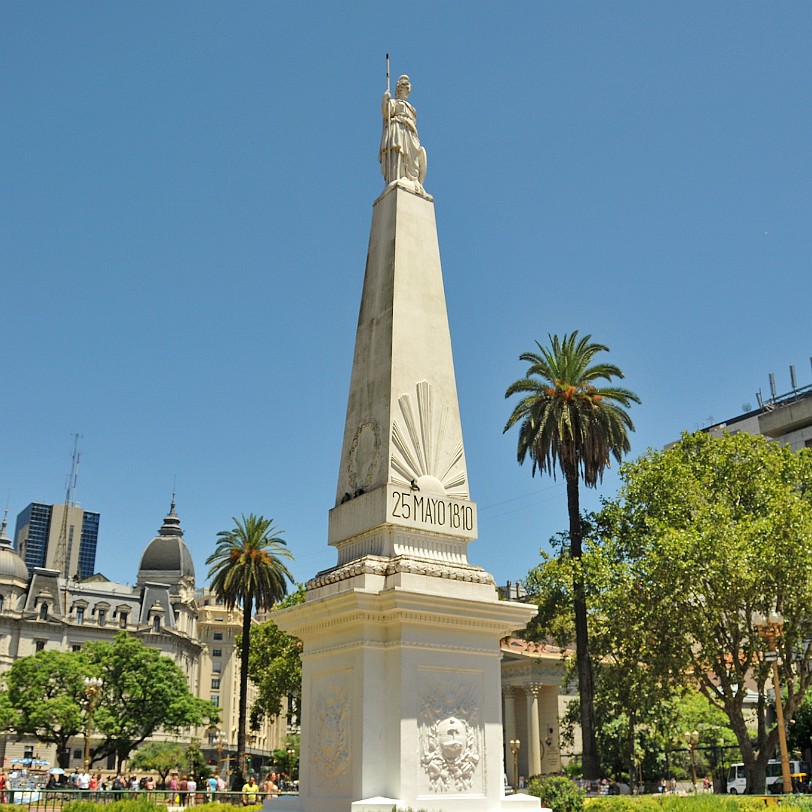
273 72 539 812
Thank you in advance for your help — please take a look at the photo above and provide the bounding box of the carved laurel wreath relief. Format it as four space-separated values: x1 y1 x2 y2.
347 417 382 492
313 683 351 782
391 380 468 498
419 679 481 792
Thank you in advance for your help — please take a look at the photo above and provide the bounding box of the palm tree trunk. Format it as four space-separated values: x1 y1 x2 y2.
566 470 600 781
233 591 253 791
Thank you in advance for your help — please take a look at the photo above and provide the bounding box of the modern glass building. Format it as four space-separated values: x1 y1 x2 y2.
14 503 100 579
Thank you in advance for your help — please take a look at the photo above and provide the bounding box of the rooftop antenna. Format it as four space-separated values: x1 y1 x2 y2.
769 373 777 402
65 433 82 507
790 365 797 392
756 390 764 410
53 432 82 578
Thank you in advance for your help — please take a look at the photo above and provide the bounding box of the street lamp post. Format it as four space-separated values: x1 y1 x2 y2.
684 730 699 794
82 677 103 772
208 728 227 775
754 611 793 795
509 739 521 792
216 733 228 775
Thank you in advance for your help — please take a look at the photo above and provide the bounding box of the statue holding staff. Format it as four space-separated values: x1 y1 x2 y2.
379 72 428 194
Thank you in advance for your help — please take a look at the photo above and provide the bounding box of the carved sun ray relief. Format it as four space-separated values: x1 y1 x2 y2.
391 380 468 498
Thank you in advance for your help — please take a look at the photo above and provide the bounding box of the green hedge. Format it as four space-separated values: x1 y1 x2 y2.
584 796 810 812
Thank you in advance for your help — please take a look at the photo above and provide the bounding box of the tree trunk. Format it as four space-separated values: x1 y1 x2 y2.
627 713 636 793
566 470 600 780
724 692 777 794
232 591 253 791
746 762 768 795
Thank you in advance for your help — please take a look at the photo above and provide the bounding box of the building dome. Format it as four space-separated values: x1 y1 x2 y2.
0 510 28 581
136 500 195 585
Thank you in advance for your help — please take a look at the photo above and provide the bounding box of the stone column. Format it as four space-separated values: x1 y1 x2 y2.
503 686 517 782
527 683 542 777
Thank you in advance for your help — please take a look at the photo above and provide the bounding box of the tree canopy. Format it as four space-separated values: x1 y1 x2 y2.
130 741 189 784
86 632 219 768
0 633 218 770
528 432 812 791
3 649 89 767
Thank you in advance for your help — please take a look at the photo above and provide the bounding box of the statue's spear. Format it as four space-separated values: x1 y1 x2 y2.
385 53 392 182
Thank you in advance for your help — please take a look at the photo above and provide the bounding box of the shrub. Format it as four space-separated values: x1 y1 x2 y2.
583 796 805 812
527 775 585 812
63 802 162 812
585 797 660 812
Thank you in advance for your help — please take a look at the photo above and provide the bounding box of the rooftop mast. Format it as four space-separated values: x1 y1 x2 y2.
53 432 81 577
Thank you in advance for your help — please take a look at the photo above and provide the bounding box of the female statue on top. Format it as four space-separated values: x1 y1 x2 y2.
380 74 428 195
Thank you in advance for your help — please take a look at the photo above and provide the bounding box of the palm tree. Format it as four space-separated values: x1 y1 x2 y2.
206 514 294 790
504 331 640 781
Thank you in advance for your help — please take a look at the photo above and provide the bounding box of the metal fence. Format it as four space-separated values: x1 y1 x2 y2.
2 789 296 809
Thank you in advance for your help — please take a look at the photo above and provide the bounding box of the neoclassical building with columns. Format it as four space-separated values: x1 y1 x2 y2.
500 637 577 783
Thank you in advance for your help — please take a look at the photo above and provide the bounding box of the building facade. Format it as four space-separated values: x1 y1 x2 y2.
0 503 287 774
703 380 812 450
501 638 575 786
14 502 100 581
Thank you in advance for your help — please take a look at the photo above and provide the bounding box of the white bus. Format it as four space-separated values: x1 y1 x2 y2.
727 759 811 794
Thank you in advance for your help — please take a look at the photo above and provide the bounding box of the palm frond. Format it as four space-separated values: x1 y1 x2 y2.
505 330 640 487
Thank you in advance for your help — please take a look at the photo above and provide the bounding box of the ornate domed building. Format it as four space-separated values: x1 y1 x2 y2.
0 499 288 773
137 500 196 590
0 511 29 584
0 511 29 669
135 499 197 640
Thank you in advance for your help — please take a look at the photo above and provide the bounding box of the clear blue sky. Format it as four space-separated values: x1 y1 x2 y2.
3 2 810 590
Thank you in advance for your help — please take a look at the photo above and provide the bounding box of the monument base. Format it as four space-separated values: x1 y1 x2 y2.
264 793 543 812
273 555 539 812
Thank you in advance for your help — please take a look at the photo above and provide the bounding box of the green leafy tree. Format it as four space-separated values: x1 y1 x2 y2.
4 649 90 767
246 586 304 729
207 514 294 789
505 331 639 780
527 524 684 784
0 684 20 733
85 632 219 769
595 432 812 793
130 741 188 785
186 738 211 783
788 691 812 760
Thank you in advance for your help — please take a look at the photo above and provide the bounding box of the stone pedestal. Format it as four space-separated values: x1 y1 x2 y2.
275 559 536 812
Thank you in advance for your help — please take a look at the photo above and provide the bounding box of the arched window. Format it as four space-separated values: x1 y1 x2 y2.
152 614 160 633
39 601 48 620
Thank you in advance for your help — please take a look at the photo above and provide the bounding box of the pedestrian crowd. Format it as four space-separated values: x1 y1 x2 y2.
14 768 288 807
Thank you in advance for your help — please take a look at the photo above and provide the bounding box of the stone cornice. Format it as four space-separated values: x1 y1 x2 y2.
308 553 495 589
275 575 537 643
